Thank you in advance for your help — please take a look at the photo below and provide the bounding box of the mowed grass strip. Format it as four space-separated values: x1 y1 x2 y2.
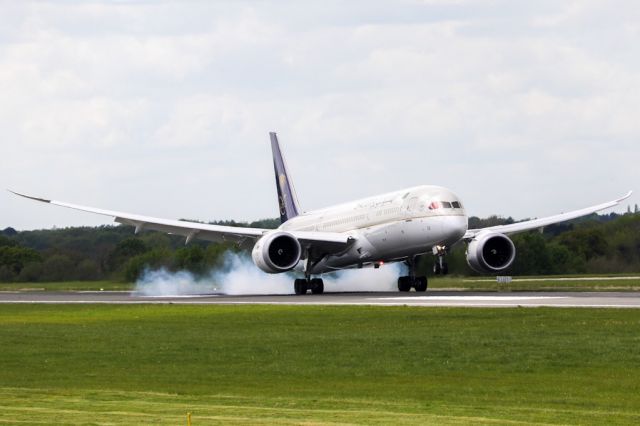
429 275 640 291
0 305 639 424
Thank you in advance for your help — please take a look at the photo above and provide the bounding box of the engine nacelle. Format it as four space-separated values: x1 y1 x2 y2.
252 231 302 274
466 232 516 274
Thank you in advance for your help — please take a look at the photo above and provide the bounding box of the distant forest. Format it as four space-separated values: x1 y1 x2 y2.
1 212 639 283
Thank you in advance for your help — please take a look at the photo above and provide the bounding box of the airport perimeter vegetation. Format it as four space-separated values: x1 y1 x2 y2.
1 304 640 424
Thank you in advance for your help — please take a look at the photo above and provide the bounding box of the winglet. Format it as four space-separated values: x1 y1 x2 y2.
616 190 633 203
270 132 301 223
7 189 52 204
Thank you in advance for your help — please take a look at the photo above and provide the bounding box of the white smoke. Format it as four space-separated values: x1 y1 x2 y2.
134 251 402 296
211 252 293 295
323 263 401 292
134 268 217 296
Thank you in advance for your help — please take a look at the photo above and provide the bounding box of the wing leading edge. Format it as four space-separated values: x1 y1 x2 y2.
463 191 633 240
8 190 351 251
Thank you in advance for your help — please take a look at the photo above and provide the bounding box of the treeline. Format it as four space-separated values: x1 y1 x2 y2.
0 219 278 283
1 213 639 283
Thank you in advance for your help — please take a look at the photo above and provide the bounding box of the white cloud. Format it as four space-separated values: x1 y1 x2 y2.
1 0 638 230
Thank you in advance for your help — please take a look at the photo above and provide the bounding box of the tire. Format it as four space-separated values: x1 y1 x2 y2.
310 278 324 294
294 279 308 295
433 263 441 275
414 276 428 292
397 276 411 292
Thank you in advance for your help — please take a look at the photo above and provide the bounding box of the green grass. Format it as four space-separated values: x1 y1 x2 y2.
0 280 131 291
1 305 640 424
429 274 640 291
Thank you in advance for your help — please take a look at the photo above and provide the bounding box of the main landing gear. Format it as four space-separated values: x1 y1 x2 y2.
397 256 428 292
293 278 324 295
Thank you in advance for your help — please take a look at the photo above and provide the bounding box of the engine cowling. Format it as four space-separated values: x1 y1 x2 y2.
466 232 516 274
252 231 302 273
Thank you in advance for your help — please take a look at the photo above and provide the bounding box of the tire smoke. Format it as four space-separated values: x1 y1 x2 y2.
134 251 401 296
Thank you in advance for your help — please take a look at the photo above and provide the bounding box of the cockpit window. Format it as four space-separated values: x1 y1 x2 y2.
428 201 441 210
442 201 452 208
452 201 461 209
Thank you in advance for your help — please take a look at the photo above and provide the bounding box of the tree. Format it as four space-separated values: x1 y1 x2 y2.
0 235 17 248
0 246 42 278
107 238 149 272
41 255 74 281
2 227 17 237
558 227 608 261
123 248 173 282
511 233 551 275
174 245 206 274
74 259 101 280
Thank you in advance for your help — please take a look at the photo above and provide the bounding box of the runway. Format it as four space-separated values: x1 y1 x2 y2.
1 290 640 308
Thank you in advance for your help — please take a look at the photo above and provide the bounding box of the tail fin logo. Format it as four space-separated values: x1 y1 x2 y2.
278 174 288 191
278 174 287 216
278 174 288 216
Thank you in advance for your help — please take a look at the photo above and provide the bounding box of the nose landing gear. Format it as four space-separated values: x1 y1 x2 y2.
432 245 449 275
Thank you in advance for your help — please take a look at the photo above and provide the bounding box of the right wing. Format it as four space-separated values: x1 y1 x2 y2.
9 190 351 252
463 191 632 240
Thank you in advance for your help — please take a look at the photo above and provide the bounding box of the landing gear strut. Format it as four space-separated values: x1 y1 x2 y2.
432 246 449 275
397 256 428 292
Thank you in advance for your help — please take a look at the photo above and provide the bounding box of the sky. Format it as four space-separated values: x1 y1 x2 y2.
1 0 639 230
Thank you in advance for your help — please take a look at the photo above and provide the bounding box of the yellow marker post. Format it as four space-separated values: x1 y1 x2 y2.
187 412 192 426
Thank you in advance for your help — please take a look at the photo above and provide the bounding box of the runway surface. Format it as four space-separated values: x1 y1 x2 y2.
1 290 640 308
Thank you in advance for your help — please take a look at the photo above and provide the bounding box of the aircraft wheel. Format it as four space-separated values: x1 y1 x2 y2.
414 276 428 292
294 279 308 295
310 278 324 294
397 276 411 292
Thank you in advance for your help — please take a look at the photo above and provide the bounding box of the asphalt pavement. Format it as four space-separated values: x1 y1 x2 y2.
1 290 640 308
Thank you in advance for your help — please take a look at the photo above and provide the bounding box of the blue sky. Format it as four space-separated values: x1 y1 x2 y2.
1 0 638 230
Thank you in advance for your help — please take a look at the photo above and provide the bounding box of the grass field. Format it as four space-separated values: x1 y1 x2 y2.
0 280 131 292
429 275 640 291
1 305 640 424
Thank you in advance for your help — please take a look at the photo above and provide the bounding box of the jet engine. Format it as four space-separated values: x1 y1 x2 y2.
466 231 516 274
252 231 302 273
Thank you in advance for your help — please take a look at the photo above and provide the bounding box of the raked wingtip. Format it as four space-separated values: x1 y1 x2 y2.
616 190 633 203
7 189 51 203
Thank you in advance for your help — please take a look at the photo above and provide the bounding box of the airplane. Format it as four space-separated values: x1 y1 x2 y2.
10 132 632 295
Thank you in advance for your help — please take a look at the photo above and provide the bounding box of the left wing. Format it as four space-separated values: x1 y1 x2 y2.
9 190 351 252
463 191 632 240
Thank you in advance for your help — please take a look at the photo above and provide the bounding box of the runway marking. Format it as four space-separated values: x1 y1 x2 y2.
131 294 220 298
465 276 640 282
373 296 566 301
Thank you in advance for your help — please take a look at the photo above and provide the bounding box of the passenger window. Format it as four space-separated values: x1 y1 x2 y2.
442 201 452 208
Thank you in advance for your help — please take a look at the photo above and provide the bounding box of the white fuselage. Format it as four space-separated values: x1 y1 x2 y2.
279 185 468 274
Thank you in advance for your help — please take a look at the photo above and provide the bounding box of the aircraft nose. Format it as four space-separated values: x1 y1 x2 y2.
445 215 468 243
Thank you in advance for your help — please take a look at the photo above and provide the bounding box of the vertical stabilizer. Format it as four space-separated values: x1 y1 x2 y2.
270 132 301 223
